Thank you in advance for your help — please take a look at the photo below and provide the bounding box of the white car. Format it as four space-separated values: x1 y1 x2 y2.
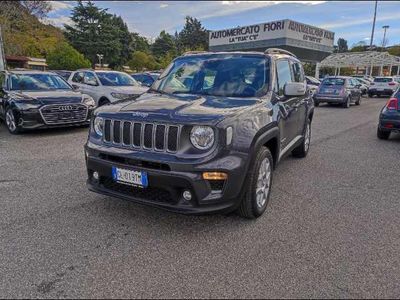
68 70 148 106
368 77 399 97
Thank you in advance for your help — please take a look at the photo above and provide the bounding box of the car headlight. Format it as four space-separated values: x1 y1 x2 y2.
111 92 131 100
190 126 215 150
82 95 95 107
94 117 104 137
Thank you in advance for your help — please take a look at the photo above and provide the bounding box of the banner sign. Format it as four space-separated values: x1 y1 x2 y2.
209 19 334 49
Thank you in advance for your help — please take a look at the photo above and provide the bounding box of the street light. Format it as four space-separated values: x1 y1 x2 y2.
97 54 104 69
369 0 378 50
382 25 390 48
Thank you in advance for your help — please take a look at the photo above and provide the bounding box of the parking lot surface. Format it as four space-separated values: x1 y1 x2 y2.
0 97 399 298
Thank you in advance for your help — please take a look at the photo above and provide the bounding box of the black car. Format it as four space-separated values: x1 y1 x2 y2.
377 87 400 140
85 49 314 219
131 72 160 87
0 70 96 134
314 76 362 108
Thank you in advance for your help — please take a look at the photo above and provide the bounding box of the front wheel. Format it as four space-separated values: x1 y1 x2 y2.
5 108 21 134
292 119 311 158
237 147 273 219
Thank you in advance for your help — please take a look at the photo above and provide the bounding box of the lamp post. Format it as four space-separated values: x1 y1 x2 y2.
369 0 378 50
382 25 389 49
97 54 104 69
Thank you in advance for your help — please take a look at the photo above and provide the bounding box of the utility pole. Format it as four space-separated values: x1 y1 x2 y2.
369 0 378 50
0 25 6 71
382 25 389 49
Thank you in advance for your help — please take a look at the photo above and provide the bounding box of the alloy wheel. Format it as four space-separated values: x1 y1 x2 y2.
6 110 16 132
255 158 272 208
304 122 311 152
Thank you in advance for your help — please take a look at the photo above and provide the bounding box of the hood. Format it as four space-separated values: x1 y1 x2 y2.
96 92 262 124
109 85 148 94
10 90 83 105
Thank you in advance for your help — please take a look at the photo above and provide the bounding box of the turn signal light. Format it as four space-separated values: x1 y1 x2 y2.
386 97 399 110
388 82 396 86
202 172 228 180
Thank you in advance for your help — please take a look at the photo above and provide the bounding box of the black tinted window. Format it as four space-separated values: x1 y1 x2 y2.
374 77 392 83
276 60 292 95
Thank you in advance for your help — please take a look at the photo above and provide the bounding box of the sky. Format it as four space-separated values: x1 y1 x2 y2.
46 1 400 47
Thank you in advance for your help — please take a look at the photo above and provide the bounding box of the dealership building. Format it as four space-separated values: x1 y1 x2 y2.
209 19 335 63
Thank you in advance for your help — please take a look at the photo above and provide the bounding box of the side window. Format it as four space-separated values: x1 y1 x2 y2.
72 72 84 83
276 60 292 96
347 79 354 87
84 72 98 85
292 61 304 82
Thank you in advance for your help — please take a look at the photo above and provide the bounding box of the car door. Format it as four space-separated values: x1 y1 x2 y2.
290 60 307 135
82 71 100 99
70 71 85 92
274 59 300 150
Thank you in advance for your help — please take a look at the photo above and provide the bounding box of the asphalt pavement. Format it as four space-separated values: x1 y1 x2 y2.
0 97 399 298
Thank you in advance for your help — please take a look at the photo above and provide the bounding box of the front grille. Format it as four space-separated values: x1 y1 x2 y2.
100 177 174 203
103 119 180 153
40 104 88 125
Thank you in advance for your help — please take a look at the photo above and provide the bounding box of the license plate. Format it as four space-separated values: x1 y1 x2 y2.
377 88 384 91
112 166 148 187
324 88 333 93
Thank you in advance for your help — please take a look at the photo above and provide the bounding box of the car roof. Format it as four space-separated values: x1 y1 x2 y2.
181 51 297 60
7 70 59 76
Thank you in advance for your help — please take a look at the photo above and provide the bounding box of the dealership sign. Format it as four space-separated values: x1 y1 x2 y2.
209 19 334 49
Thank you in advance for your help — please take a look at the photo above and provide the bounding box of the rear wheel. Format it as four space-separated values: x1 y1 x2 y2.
355 94 361 105
5 108 20 134
368 92 374 98
237 147 273 219
292 119 311 158
342 96 351 108
314 101 320 107
377 128 390 140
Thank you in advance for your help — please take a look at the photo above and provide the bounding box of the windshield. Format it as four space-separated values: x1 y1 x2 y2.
97 72 140 86
10 73 71 91
322 78 345 86
152 55 270 97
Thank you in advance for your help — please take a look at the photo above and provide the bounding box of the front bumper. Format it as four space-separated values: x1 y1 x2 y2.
314 95 346 103
85 143 249 214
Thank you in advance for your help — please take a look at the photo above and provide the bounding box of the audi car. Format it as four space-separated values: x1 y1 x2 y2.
0 70 95 134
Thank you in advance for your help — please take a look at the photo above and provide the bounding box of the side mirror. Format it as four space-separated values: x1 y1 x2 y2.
284 82 306 97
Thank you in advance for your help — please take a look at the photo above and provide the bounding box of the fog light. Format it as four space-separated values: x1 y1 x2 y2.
183 190 192 201
93 171 99 181
203 172 228 180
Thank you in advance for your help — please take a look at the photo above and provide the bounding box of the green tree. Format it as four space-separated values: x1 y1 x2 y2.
47 42 91 70
128 51 159 71
337 38 348 53
151 30 177 59
176 16 208 53
64 0 131 68
388 45 400 56
131 33 150 53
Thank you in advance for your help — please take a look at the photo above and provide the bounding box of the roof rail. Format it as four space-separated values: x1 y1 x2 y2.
183 51 209 56
264 48 297 58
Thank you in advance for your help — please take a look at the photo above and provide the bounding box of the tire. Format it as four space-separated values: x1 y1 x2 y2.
314 101 320 107
355 94 361 105
5 107 21 134
342 96 350 108
292 118 311 158
377 127 390 140
368 93 373 98
237 147 273 219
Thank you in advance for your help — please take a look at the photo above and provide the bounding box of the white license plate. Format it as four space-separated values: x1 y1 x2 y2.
377 87 384 91
112 167 148 187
